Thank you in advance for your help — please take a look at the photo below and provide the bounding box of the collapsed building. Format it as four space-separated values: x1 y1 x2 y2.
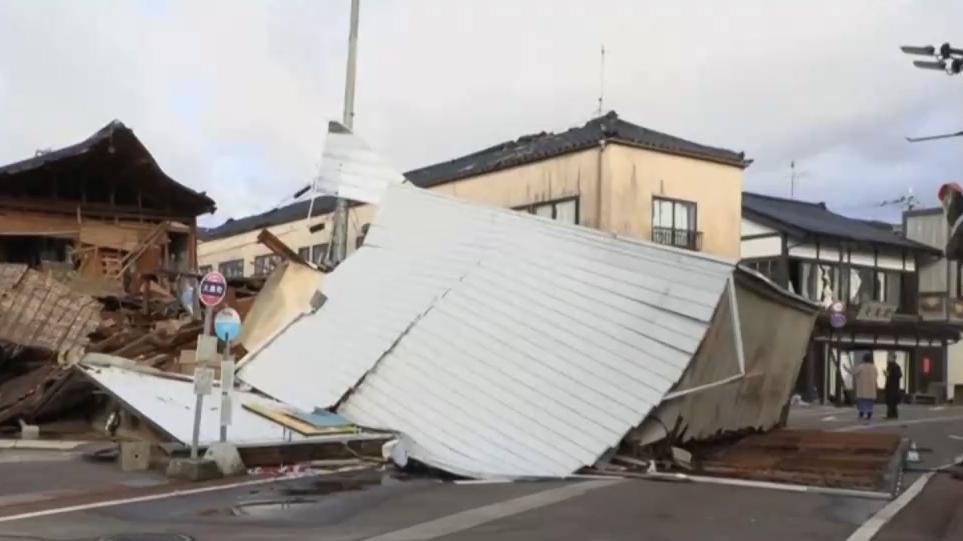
0 121 227 428
236 128 823 479
0 120 213 282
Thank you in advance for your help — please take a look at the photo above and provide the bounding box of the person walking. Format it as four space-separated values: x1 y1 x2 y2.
853 353 879 421
884 353 903 419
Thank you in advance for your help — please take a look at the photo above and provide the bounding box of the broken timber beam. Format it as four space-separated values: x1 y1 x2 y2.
257 229 309 266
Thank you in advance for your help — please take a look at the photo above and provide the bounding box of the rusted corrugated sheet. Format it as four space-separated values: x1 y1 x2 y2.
0 264 101 354
696 429 902 491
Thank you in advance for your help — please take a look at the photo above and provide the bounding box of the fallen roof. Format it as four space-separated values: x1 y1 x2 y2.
201 111 748 241
0 264 101 354
78 356 359 446
239 183 737 478
743 192 938 253
0 121 215 216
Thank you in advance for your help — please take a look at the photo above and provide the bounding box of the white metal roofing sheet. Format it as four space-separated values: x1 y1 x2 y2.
79 356 356 447
312 122 405 204
240 184 735 478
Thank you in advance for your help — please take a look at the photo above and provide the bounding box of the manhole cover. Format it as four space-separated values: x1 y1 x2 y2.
98 535 194 541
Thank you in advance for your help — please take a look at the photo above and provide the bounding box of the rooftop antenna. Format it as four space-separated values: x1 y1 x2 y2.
596 44 606 117
790 161 796 199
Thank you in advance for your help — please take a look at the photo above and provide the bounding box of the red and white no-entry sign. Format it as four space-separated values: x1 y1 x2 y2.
199 271 227 307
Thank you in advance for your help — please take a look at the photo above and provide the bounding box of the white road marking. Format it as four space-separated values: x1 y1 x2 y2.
938 452 963 470
844 472 934 541
0 473 320 523
364 479 621 541
948 435 963 441
822 415 838 421
831 414 963 432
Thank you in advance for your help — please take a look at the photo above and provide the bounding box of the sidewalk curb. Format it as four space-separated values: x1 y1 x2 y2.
0 440 91 451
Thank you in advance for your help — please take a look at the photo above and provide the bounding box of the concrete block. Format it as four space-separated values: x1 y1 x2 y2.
166 457 222 481
204 442 246 477
17 420 39 440
120 441 151 472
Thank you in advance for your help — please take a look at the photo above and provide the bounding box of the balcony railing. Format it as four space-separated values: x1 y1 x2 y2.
652 226 703 251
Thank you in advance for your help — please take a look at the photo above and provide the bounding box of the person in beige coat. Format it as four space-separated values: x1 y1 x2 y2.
852 353 879 420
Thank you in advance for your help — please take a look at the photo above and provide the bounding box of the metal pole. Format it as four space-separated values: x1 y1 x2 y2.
190 305 214 460
329 0 360 268
343 0 359 131
219 339 232 443
218 337 238 444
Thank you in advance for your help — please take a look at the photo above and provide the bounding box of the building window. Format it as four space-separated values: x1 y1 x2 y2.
514 198 579 225
253 254 281 276
746 259 777 280
797 261 841 304
198 265 212 275
356 224 371 248
218 259 244 278
652 197 701 250
299 244 328 265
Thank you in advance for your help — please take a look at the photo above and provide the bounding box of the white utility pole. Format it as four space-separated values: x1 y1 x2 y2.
327 0 360 267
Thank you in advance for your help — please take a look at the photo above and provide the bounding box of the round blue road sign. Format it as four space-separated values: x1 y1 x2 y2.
214 307 242 342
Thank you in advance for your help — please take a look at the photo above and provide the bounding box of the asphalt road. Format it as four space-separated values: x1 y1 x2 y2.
0 471 885 541
0 404 959 541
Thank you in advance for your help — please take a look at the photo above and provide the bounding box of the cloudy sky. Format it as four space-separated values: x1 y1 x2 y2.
2 0 963 225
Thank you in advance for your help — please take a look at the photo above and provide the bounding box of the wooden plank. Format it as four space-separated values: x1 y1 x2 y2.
0 210 79 237
243 402 356 436
257 229 309 266
0 195 188 221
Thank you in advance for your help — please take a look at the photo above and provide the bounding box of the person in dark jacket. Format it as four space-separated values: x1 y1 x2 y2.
884 353 903 419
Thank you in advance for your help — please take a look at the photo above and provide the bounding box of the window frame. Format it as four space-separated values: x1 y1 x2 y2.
218 259 244 278
512 196 580 225
252 254 281 277
651 196 699 250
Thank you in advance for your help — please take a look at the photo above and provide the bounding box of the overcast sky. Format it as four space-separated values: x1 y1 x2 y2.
3 0 963 226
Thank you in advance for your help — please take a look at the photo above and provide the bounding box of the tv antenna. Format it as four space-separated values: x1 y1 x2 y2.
596 44 606 117
901 42 963 143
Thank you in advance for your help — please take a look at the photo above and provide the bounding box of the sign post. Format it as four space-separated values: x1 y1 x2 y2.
190 271 227 460
214 307 242 443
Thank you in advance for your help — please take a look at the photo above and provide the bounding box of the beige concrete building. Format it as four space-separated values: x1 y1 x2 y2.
199 111 750 276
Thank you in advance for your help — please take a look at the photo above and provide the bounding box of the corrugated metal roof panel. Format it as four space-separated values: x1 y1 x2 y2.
239 184 736 478
313 121 405 205
78 357 349 446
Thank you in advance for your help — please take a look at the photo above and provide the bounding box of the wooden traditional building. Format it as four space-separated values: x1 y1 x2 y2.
0 121 215 293
741 192 960 404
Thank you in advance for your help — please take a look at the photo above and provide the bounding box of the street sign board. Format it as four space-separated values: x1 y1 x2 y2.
214 307 242 342
856 302 896 322
199 271 227 307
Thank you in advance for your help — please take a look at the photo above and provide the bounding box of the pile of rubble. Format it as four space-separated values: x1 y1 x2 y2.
0 261 261 435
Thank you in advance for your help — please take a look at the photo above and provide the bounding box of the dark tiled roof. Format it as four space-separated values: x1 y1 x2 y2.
743 192 938 253
203 111 748 240
199 196 338 241
0 120 216 216
406 110 749 187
